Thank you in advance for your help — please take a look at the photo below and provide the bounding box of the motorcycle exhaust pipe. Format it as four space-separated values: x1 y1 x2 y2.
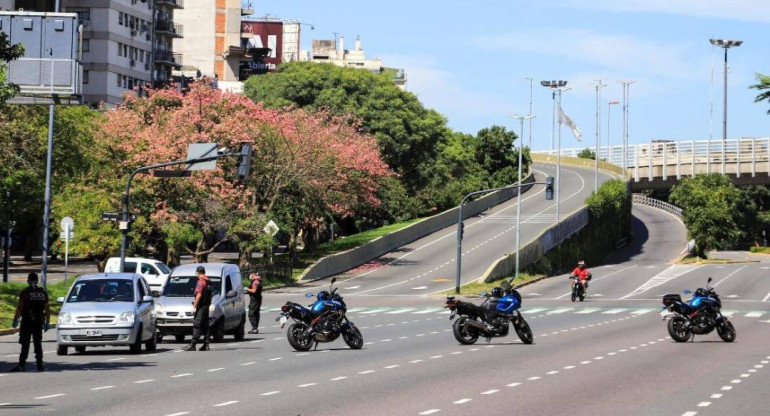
464 319 493 335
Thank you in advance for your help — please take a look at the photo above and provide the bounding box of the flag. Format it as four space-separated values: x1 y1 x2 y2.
558 105 583 141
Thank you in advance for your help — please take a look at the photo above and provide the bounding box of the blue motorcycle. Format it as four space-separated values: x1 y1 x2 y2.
661 277 736 342
277 277 364 351
445 281 533 345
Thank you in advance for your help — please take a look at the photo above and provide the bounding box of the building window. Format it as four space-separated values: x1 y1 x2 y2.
138 49 143 62
128 78 134 90
123 44 128 57
82 39 89 52
117 73 122 87
122 75 127 89
117 42 122 56
119 12 124 26
83 70 89 84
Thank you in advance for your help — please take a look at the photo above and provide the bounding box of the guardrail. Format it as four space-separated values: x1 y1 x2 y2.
632 194 683 220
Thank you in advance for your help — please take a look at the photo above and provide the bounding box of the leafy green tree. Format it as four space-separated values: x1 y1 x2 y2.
578 148 596 160
0 32 24 106
735 185 770 246
474 125 520 188
750 73 770 114
670 174 742 257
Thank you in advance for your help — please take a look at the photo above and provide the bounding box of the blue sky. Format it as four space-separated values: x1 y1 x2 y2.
251 0 769 151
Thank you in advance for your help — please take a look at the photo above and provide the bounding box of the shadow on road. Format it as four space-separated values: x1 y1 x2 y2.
606 214 650 264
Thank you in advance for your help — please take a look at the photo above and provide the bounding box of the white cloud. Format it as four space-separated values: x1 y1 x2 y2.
556 0 770 23
472 28 698 81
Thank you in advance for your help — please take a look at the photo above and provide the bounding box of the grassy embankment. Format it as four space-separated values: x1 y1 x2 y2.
0 281 72 329
440 272 545 297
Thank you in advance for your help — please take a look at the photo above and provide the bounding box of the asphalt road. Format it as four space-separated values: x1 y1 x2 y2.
1 167 769 416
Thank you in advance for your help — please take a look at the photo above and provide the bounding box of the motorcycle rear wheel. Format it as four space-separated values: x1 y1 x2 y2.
514 317 534 344
452 318 479 345
579 287 585 302
343 325 364 349
287 323 313 351
717 320 736 343
668 317 690 342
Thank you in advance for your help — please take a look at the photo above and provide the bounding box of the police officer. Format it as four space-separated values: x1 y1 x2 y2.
183 266 212 351
9 272 50 372
245 273 262 334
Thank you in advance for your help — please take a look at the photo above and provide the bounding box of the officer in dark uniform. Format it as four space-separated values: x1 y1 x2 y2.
9 272 50 372
245 273 262 334
183 266 212 351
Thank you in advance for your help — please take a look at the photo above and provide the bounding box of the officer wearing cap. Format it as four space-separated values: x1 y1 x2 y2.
245 273 262 334
9 272 50 372
183 266 212 351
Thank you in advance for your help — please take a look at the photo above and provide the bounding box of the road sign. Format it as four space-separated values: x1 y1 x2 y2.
186 143 219 171
263 220 279 237
60 216 74 231
60 231 74 240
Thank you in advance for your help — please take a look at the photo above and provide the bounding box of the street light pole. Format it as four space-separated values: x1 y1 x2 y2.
509 114 535 281
710 38 743 175
540 80 569 242
618 80 636 178
607 100 619 164
591 79 607 192
525 77 536 149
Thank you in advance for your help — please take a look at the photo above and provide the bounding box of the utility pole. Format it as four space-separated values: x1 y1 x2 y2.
618 80 636 178
525 77 536 149
591 79 607 192
509 114 535 281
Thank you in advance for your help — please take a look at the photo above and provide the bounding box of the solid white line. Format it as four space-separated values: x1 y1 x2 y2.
602 308 625 314
386 308 417 314
453 399 472 404
575 308 600 314
261 391 280 396
90 386 115 391
34 394 65 400
134 379 155 384
762 292 770 302
298 383 317 388
214 401 239 407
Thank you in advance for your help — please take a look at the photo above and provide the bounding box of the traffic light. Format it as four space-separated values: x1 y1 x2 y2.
545 176 554 200
237 143 253 182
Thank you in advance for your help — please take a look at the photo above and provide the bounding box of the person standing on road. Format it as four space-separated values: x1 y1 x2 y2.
245 273 262 334
9 272 50 372
183 266 212 352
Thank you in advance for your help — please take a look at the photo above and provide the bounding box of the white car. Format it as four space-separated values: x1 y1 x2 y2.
104 257 171 292
56 273 157 355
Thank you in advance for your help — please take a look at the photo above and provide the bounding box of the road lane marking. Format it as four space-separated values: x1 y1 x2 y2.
172 373 192 378
387 308 417 314
564 366 575 369
522 308 548 314
90 386 114 391
713 266 748 288
507 382 521 387
697 402 711 407
453 399 472 404
621 265 701 299
331 376 348 381
410 360 424 364
208 368 225 372
430 355 443 359
269 357 283 361
261 391 280 396
602 309 625 314
298 383 317 388
134 379 155 383
763 292 770 302
547 371 559 375
242 362 256 366
106 357 125 362
481 390 499 395
721 386 732 391
547 308 572 314
164 413 189 416
358 370 375 374
711 394 723 399
575 308 600 314
682 412 698 416
745 311 764 318
384 365 400 369
419 410 441 415
527 376 541 381
34 394 65 399
214 401 239 407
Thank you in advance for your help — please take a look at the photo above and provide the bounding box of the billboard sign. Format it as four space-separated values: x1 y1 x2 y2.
241 20 283 72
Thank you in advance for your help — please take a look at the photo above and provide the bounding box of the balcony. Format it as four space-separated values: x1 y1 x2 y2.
156 0 184 8
155 20 183 38
154 51 183 68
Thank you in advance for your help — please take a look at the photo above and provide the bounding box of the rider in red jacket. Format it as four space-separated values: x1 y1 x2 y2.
570 260 591 289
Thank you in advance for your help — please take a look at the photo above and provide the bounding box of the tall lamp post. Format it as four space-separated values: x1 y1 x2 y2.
525 77 536 148
709 38 743 175
618 80 636 178
591 79 607 192
509 114 535 281
540 80 569 242
607 100 619 163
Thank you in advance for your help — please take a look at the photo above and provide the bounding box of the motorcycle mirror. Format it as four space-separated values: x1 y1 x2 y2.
331 277 337 285
501 280 511 289
305 293 314 298
480 291 488 297
707 277 712 285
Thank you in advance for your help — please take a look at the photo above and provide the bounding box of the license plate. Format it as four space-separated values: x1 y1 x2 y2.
449 310 456 320
85 329 102 337
279 316 288 328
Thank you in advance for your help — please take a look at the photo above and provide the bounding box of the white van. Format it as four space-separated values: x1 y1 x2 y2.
104 257 171 292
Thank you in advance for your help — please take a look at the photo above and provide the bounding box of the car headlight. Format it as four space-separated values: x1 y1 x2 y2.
58 313 73 325
119 311 135 324
209 304 216 313
154 303 164 315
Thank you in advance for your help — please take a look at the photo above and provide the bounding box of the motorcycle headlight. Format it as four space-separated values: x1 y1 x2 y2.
58 313 73 325
119 311 135 324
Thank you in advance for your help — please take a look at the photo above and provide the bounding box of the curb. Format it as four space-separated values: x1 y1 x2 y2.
0 324 57 336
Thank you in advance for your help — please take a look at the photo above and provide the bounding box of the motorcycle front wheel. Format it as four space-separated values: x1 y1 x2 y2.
667 316 691 342
514 317 534 344
287 323 313 351
571 286 577 302
717 320 736 343
343 325 364 349
452 318 479 345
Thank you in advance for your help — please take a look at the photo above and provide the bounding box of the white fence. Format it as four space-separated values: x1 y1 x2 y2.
536 138 770 181
632 194 683 220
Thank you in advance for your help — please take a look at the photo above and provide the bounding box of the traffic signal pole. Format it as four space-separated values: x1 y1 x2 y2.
455 178 554 294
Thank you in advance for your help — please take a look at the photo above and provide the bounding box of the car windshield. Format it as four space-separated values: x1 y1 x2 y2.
162 275 222 297
67 279 134 303
155 263 171 274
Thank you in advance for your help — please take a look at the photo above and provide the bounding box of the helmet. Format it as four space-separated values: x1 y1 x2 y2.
491 287 504 298
577 260 586 269
317 291 331 301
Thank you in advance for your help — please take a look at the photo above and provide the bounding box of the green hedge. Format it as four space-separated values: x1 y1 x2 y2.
526 179 632 276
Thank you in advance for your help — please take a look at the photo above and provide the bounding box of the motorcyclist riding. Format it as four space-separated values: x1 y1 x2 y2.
570 260 591 290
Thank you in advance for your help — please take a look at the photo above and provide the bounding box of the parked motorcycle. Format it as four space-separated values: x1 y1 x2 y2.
570 272 591 302
445 281 533 345
276 277 364 351
661 277 736 343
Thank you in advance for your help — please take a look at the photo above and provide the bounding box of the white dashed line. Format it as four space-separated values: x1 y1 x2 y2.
410 360 424 364
134 379 155 383
106 357 125 362
507 382 521 387
527 376 541 381
214 401 239 407
358 370 375 374
697 402 711 407
419 410 441 415
298 383 317 388
171 373 192 378
269 357 283 361
90 386 115 391
241 362 256 366
331 376 348 381
164 413 189 416
481 390 499 395
453 399 472 404
710 394 723 399
384 365 400 369
208 368 224 372
260 391 280 396
34 394 65 400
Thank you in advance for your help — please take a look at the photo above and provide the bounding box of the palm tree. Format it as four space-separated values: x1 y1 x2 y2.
750 73 770 114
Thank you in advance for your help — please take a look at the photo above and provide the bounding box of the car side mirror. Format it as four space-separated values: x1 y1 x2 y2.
151 290 161 298
306 293 313 298
56 297 65 304
226 290 237 299
142 295 154 303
